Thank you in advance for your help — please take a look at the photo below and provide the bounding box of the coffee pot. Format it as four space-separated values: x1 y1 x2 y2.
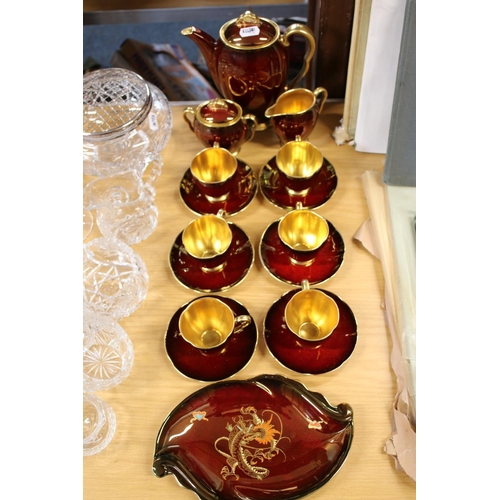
181 11 316 123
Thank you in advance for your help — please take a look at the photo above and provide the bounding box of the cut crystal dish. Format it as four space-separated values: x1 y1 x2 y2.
83 68 172 177
83 237 149 320
83 311 134 391
83 392 116 456
153 374 353 499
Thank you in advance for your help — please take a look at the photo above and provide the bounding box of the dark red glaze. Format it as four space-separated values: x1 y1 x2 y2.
216 48 287 122
259 220 344 286
170 223 254 292
269 110 317 143
182 16 315 122
194 102 255 153
259 156 337 209
165 295 257 382
193 120 250 153
180 159 257 216
153 374 353 500
264 289 357 374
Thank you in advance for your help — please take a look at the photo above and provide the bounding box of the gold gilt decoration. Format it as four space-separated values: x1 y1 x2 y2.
214 406 289 481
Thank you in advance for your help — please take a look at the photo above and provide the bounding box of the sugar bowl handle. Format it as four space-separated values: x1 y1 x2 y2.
182 106 196 132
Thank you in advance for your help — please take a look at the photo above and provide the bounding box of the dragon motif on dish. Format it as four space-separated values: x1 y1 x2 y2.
214 406 288 481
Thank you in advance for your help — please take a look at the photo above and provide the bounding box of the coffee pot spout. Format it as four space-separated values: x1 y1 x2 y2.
181 26 219 89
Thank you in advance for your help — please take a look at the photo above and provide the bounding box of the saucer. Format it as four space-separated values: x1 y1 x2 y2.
165 295 257 382
264 288 357 374
259 155 338 209
259 219 344 286
169 222 254 293
180 159 257 216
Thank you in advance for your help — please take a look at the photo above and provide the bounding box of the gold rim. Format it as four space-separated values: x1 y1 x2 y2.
194 98 243 128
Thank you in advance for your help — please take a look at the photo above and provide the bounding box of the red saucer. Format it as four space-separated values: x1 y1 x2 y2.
259 219 344 286
169 222 254 293
180 159 257 216
165 295 257 382
264 288 357 374
259 155 337 209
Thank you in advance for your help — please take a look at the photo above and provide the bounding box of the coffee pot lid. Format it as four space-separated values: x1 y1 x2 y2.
220 10 280 50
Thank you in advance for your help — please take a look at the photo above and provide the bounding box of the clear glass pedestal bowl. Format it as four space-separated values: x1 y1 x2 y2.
83 237 149 321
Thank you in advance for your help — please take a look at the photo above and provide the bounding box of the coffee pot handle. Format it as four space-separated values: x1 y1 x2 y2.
182 107 196 132
282 23 316 90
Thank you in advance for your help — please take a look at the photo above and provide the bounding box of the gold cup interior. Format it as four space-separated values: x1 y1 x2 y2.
278 209 329 251
182 215 232 259
190 147 237 184
179 297 235 349
272 89 314 114
285 289 340 341
276 140 323 179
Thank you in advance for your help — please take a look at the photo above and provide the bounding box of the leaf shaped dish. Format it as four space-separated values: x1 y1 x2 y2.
153 374 353 500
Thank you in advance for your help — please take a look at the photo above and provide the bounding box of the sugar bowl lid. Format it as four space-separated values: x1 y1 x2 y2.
83 68 153 141
220 10 280 50
197 98 243 127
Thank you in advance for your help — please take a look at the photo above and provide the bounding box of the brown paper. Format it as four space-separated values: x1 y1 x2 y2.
354 171 416 481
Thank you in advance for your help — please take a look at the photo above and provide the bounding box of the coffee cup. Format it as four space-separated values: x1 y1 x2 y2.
277 202 329 265
183 98 258 154
179 296 252 349
190 145 238 201
284 280 339 341
275 137 324 196
182 210 232 272
264 87 328 143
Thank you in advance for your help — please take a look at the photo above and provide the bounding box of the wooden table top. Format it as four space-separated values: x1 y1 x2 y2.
83 101 416 499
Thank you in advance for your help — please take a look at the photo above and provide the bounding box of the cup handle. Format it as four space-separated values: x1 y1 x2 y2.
313 87 328 114
233 314 252 335
182 107 196 132
242 114 258 144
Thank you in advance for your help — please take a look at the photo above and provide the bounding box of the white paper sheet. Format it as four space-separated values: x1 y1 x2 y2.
354 0 406 153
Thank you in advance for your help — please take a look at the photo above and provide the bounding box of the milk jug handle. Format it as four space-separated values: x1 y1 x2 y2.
313 87 328 114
